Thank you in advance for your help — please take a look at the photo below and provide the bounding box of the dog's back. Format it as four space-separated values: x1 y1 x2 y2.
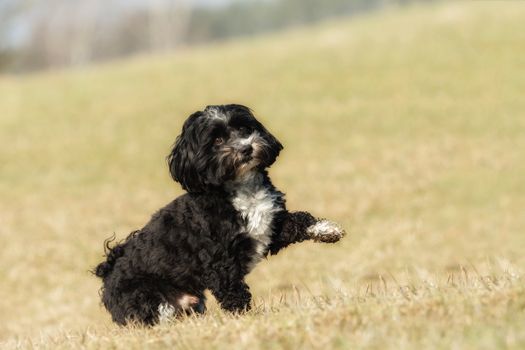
93 200 210 325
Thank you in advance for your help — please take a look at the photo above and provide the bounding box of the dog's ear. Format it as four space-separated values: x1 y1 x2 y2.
167 112 208 193
258 122 284 167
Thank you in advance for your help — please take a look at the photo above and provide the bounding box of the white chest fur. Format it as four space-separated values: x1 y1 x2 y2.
230 173 281 270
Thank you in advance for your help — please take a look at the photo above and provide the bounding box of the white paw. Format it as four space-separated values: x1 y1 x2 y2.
306 220 346 243
158 303 177 323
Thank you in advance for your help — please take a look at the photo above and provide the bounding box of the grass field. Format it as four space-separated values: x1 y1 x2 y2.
1 1 525 348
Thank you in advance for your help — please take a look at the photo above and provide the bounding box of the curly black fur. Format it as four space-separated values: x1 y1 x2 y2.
94 104 344 325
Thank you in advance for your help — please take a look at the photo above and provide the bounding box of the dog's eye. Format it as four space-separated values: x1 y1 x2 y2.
214 137 224 145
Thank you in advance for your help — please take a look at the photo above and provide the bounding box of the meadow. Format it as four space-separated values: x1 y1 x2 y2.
1 1 525 348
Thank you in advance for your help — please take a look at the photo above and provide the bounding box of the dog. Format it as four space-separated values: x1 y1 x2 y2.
94 104 345 325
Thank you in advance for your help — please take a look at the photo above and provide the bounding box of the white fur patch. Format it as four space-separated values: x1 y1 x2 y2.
157 302 176 323
239 132 257 145
230 172 282 271
306 220 345 243
206 107 226 120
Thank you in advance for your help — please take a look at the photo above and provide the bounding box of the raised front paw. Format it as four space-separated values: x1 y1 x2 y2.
306 220 346 243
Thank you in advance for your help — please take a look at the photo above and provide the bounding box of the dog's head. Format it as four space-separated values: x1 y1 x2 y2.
167 104 283 193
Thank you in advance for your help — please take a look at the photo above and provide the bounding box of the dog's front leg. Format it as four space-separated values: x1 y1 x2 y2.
268 211 345 255
210 279 252 313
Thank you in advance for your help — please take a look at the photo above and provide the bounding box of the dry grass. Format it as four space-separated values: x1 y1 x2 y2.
1 1 525 349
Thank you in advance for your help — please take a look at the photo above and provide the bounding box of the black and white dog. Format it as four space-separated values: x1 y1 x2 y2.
94 104 345 325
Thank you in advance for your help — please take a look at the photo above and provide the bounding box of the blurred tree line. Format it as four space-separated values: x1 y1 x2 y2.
0 0 426 73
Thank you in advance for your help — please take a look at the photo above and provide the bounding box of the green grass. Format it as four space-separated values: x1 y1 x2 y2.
1 1 525 348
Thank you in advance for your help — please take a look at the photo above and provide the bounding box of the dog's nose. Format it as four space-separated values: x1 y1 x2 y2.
241 144 253 156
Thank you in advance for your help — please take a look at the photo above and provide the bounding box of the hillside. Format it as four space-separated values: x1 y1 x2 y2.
1 2 525 348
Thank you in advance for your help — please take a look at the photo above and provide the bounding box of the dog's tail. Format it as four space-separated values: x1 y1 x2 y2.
93 233 128 278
